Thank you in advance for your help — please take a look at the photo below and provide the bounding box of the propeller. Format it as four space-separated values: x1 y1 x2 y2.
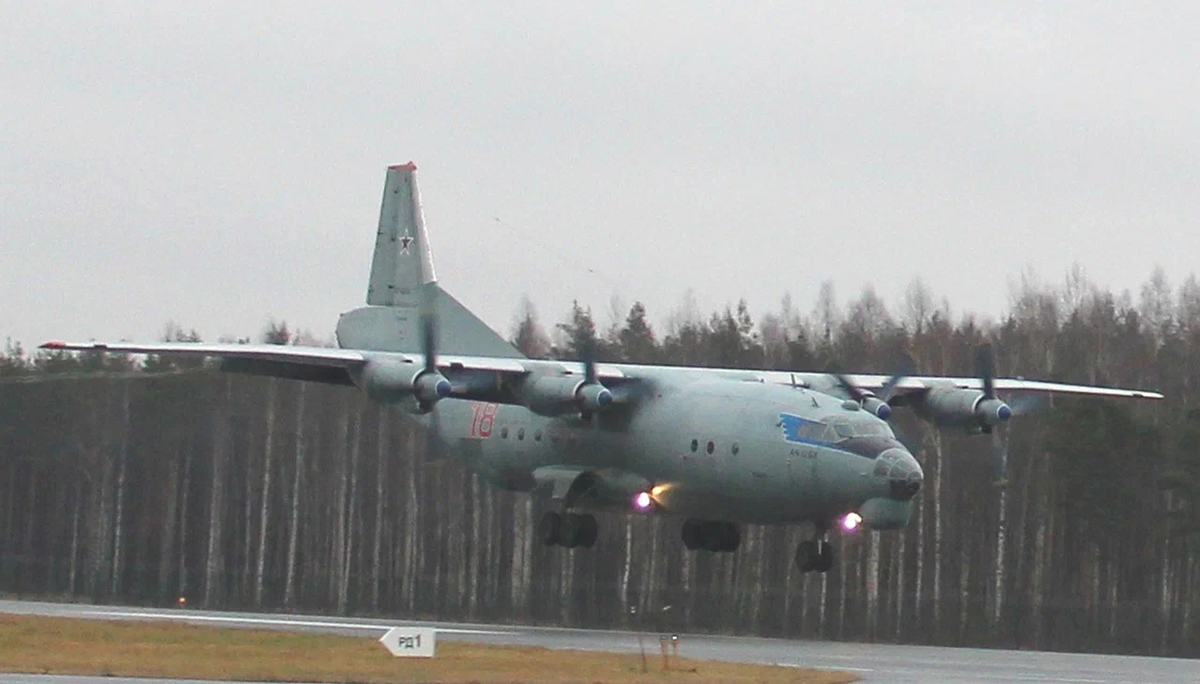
972 343 1013 432
828 360 911 422
576 336 613 418
419 284 450 459
975 343 1048 418
974 343 1051 484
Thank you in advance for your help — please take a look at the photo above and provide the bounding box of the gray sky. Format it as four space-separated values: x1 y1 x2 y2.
4 2 1199 349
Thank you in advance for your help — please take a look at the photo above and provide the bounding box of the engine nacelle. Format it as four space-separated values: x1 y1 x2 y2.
912 384 1012 431
518 375 613 416
355 359 451 408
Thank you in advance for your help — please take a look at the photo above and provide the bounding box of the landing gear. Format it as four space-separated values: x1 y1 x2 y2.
794 524 835 573
681 519 740 553
540 511 598 549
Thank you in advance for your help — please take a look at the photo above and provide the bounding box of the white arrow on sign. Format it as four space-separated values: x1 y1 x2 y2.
379 627 436 657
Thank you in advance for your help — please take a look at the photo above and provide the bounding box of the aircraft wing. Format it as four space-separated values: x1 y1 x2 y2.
40 340 371 386
42 340 368 366
37 341 624 394
805 372 1163 400
41 341 1157 401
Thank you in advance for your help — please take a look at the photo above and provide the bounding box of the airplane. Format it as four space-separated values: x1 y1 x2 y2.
41 162 1163 574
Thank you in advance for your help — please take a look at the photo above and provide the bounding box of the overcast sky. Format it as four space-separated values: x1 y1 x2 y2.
3 2 1199 349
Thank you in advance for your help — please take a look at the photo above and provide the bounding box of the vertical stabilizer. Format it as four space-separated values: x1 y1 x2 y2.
367 162 436 307
338 163 525 359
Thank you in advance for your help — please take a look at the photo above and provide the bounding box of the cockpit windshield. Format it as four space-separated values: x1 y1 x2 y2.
781 412 904 460
828 418 895 441
796 421 837 442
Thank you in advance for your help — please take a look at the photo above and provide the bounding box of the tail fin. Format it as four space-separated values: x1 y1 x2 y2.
365 162 436 307
336 163 526 359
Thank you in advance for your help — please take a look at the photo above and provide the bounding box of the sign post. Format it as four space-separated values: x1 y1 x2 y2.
379 627 436 658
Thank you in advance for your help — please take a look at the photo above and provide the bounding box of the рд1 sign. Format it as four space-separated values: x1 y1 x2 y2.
379 627 436 657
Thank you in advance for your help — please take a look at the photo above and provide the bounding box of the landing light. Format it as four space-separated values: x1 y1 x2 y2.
842 512 863 531
651 485 666 496
634 491 652 510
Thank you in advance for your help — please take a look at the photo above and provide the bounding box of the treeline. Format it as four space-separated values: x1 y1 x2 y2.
1 270 1198 657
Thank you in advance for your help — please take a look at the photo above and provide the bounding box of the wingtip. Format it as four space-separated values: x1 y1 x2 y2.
41 340 66 349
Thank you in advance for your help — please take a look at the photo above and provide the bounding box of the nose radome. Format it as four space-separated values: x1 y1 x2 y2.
883 448 924 500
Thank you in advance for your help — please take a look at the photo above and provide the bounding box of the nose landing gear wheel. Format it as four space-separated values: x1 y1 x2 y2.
794 540 819 572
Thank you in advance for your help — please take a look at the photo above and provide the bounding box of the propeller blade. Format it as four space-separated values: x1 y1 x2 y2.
828 364 867 403
991 427 1009 487
427 408 437 455
878 374 906 402
879 353 916 402
582 336 597 385
420 284 439 374
976 343 996 399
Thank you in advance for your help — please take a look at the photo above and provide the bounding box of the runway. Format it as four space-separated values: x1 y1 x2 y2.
1 599 1195 684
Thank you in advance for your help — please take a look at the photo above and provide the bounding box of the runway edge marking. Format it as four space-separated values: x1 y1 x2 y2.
75 609 510 635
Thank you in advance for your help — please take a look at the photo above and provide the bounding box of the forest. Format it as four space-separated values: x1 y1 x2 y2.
1 268 1198 657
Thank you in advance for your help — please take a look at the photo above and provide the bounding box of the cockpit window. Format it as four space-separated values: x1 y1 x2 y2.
798 423 824 440
785 413 897 451
827 419 895 441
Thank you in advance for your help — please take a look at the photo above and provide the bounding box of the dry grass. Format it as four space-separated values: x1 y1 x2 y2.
0 615 856 684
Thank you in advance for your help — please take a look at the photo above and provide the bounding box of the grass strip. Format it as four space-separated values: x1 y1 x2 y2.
0 614 856 684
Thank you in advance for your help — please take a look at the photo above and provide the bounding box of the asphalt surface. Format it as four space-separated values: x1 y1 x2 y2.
1 599 1196 684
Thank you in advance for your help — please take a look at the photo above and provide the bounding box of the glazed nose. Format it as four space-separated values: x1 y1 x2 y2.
881 448 923 500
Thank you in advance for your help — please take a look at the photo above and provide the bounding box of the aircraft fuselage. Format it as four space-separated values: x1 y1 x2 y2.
426 369 923 528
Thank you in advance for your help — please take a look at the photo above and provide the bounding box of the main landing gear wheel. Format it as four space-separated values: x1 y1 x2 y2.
540 511 598 549
681 519 740 553
794 540 835 573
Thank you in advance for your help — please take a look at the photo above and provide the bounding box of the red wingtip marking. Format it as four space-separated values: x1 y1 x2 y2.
43 341 66 349
388 161 418 171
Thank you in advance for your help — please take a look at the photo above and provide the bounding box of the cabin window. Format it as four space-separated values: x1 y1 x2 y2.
517 427 525 441
706 441 715 454
690 439 698 453
731 442 740 455
534 430 543 442
501 426 509 439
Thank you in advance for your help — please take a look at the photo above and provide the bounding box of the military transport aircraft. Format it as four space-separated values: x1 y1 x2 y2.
42 163 1163 574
